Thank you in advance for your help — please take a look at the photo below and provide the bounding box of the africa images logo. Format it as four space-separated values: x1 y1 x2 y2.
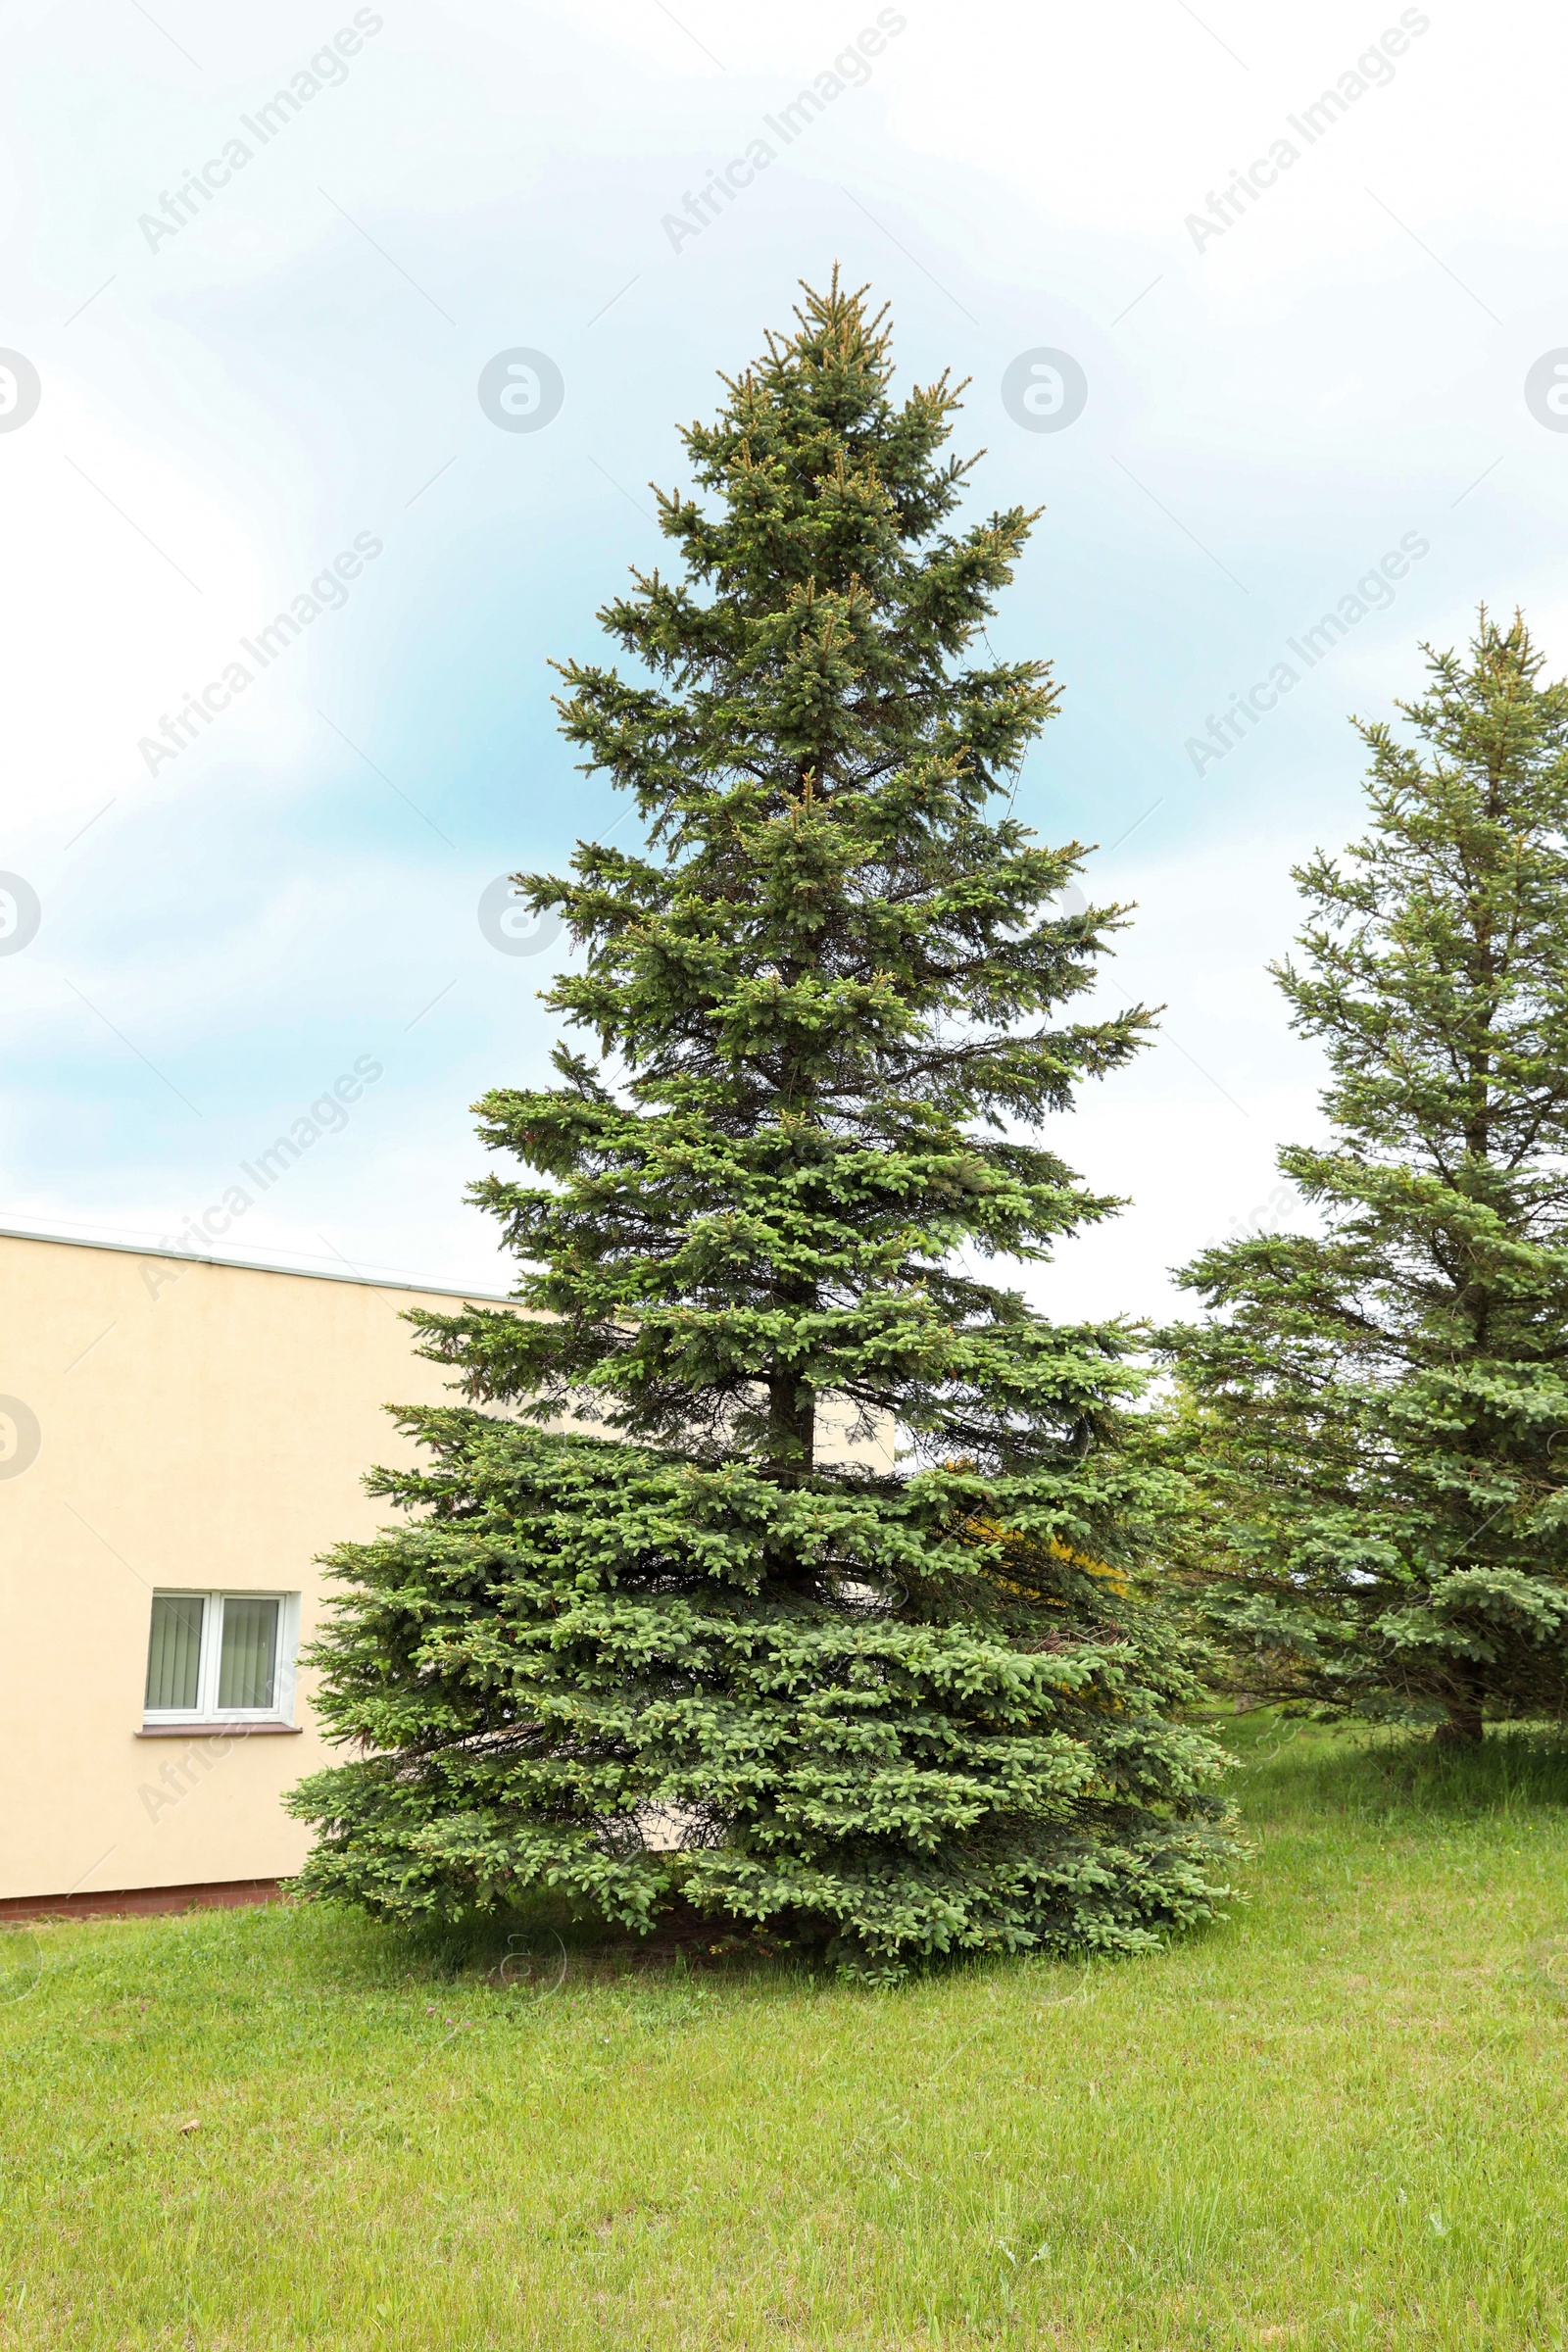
1184 10 1432 254
135 13 384 252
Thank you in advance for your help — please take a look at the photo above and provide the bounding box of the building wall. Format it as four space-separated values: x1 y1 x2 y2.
0 1233 494 1906
1 1231 897 1910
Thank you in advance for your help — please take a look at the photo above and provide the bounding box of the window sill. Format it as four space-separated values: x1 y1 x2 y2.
136 1722 302 1738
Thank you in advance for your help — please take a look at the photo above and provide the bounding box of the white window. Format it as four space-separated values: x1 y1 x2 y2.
142 1591 300 1727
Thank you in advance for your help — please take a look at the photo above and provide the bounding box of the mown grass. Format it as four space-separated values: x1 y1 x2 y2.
3 1717 1567 2350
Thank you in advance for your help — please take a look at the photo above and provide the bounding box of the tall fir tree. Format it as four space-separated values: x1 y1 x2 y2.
290 275 1234 1972
1163 612 1568 1743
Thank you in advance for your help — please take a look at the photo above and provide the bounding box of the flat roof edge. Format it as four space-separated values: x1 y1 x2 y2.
0 1222 514 1303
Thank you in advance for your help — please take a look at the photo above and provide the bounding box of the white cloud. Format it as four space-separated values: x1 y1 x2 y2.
2 0 1563 1304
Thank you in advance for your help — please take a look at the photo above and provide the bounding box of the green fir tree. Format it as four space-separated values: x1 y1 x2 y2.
1163 612 1568 1743
289 275 1235 1972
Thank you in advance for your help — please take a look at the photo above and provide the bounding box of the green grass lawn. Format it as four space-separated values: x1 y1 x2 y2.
3 1718 1567 2350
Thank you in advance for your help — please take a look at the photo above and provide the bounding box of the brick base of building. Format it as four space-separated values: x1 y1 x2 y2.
0 1879 285 1926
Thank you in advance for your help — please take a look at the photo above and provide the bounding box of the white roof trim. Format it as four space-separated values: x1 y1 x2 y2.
0 1221 514 1303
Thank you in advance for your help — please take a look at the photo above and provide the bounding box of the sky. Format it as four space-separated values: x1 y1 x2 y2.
2 0 1564 1325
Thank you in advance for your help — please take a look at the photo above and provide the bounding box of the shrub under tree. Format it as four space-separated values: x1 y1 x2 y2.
1162 612 1568 1743
289 274 1235 1973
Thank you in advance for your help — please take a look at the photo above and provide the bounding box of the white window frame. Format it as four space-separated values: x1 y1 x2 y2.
142 1590 301 1728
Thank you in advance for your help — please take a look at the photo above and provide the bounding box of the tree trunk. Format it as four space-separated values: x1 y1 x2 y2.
1436 1691 1485 1746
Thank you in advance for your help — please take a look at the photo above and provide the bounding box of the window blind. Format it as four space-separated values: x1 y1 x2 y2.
218 1596 280 1710
145 1595 205 1712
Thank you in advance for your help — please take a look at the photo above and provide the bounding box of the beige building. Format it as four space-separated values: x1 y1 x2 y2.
2 1227 894 1923
0 1228 502 1921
